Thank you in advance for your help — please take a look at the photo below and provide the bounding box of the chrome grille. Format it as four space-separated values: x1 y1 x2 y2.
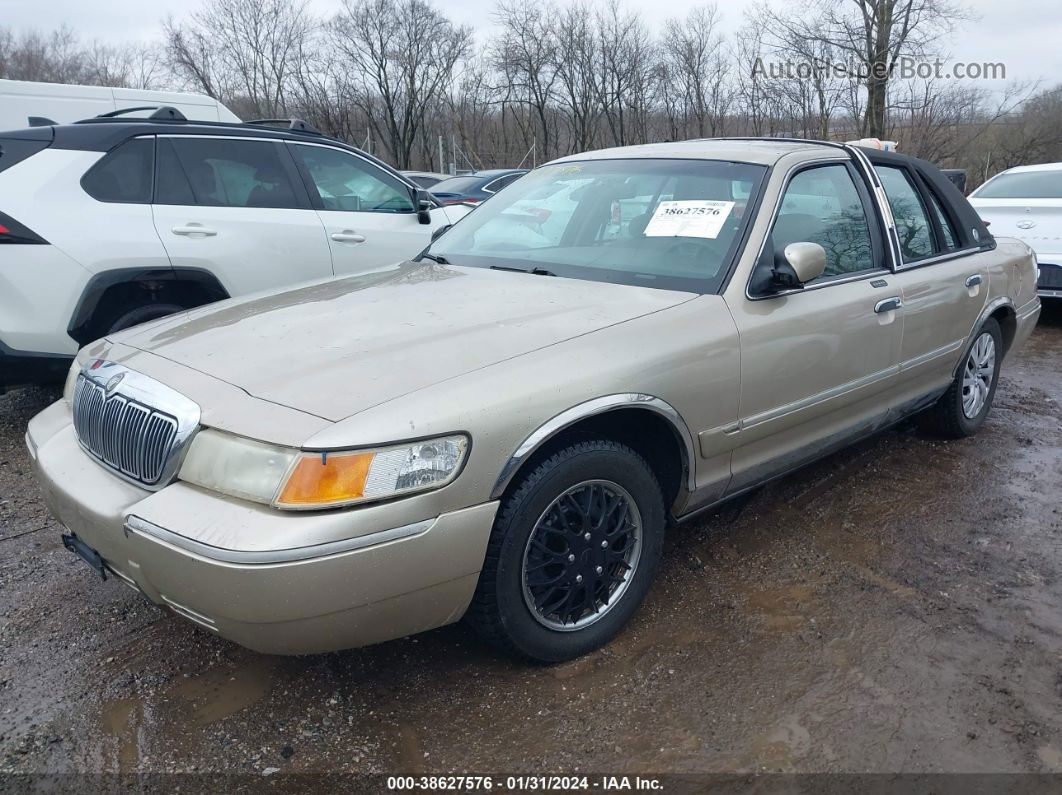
72 371 184 486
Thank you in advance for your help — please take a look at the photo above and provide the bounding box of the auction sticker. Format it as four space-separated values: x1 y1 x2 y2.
643 200 734 238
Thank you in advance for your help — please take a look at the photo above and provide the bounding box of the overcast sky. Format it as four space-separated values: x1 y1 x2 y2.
5 0 1062 91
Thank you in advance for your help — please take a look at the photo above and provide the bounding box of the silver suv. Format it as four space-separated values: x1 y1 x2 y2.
28 139 1040 662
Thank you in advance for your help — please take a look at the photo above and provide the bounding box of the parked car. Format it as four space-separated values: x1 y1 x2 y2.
28 139 1039 662
430 169 529 205
0 78 241 130
401 170 452 188
0 109 467 388
968 163 1062 299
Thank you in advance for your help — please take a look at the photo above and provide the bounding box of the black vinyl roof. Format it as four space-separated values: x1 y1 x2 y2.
859 146 994 251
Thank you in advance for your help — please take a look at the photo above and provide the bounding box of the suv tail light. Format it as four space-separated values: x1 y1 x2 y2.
0 212 47 244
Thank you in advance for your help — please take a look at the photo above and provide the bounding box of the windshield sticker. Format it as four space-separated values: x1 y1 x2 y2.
643 200 734 239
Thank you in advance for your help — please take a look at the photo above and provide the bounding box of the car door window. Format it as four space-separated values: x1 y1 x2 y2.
768 164 876 282
926 189 958 250
875 166 935 262
293 145 414 213
81 137 154 203
157 138 301 209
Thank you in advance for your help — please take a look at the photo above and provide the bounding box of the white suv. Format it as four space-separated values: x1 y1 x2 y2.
0 108 465 388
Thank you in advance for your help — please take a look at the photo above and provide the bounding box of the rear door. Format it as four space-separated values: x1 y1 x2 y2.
151 136 334 297
875 163 990 391
723 160 902 494
288 142 452 275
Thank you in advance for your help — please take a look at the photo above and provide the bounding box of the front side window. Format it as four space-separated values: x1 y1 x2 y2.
767 163 876 282
293 145 413 213
427 158 766 293
876 165 935 262
81 137 154 203
157 138 301 209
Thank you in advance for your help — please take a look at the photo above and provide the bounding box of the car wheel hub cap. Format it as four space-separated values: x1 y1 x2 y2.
521 479 642 631
961 332 995 419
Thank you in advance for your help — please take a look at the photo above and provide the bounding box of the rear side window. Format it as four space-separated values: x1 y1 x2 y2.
158 138 301 209
876 166 935 262
927 190 958 250
81 138 154 204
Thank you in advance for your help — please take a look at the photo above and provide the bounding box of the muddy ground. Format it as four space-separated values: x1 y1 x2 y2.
1 304 1061 781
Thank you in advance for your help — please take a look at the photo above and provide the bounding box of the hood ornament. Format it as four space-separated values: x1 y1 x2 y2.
1016 219 1037 230
105 373 125 394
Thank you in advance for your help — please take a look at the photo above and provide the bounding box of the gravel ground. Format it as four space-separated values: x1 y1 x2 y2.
1 303 1060 780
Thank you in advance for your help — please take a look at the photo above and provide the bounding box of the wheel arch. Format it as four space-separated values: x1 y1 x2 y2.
953 296 1015 379
490 394 697 515
67 267 230 345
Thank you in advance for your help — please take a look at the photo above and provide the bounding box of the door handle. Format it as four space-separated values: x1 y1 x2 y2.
874 296 903 314
171 224 216 237
965 274 983 288
331 231 366 243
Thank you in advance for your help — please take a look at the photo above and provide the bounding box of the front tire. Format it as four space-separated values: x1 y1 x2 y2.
920 317 1003 438
467 440 665 662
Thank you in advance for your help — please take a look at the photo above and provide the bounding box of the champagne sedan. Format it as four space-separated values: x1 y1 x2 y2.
27 138 1040 662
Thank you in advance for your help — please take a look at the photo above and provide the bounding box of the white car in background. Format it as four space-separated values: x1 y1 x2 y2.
969 162 1062 299
0 109 467 388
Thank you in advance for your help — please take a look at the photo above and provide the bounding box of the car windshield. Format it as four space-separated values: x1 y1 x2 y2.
975 170 1062 199
433 176 484 193
427 158 766 293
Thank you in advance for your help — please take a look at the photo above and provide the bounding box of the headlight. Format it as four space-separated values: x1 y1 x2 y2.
179 429 468 510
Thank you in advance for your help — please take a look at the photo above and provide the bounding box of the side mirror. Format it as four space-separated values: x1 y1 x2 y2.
772 242 826 290
415 189 434 225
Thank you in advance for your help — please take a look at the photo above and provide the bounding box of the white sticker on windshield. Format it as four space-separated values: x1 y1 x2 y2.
643 200 734 239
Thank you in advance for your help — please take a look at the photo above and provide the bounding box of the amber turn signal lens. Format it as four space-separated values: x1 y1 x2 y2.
276 452 374 507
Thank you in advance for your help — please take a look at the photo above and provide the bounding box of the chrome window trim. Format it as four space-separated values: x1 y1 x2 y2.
74 360 200 491
891 246 984 271
490 394 697 500
846 146 903 270
125 514 435 565
743 155 890 302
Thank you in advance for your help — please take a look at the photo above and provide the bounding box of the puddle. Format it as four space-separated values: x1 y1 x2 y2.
742 584 818 632
101 698 142 773
170 656 277 726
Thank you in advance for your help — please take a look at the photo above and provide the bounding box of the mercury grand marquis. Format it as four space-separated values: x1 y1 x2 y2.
27 139 1041 662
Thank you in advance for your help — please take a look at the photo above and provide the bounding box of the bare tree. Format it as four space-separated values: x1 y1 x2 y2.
330 0 471 169
761 0 968 137
164 0 315 117
660 6 732 140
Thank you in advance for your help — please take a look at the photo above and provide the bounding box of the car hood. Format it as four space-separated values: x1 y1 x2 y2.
112 263 695 422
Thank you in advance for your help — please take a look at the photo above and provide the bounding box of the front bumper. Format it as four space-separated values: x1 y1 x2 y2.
27 401 498 655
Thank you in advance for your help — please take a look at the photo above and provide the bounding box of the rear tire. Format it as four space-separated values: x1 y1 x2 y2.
467 440 665 662
919 317 1002 438
106 302 185 334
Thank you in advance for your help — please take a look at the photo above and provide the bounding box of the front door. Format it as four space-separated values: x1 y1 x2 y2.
723 161 903 494
289 143 452 275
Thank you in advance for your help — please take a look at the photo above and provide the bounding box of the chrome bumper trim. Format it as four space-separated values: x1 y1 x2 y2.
124 514 435 565
1037 288 1062 299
